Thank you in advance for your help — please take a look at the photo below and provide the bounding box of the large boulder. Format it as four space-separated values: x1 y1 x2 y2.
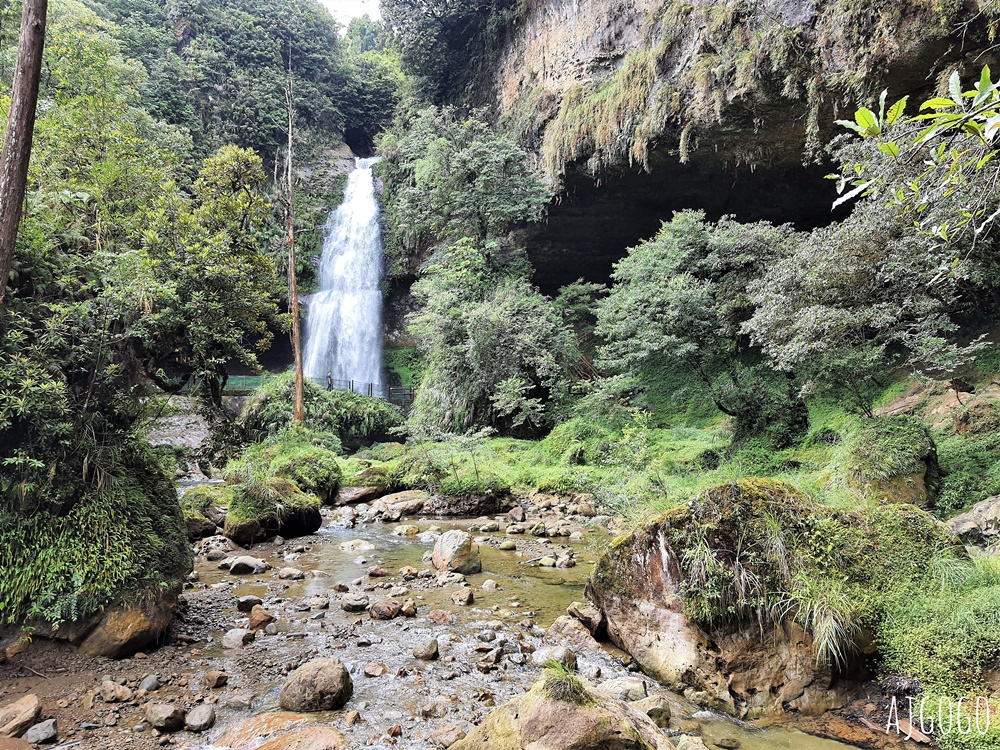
0 695 41 738
845 416 940 506
224 478 321 546
587 479 959 719
450 680 671 750
947 495 1000 543
278 658 353 712
369 490 429 520
78 592 176 658
432 530 482 574
334 486 386 505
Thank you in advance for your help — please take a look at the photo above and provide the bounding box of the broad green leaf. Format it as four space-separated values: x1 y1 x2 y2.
855 108 879 135
920 97 957 110
878 141 900 157
886 96 909 125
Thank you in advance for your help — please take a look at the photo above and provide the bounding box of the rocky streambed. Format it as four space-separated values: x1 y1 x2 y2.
0 498 865 750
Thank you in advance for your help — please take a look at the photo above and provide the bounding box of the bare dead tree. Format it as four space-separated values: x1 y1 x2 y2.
284 62 305 424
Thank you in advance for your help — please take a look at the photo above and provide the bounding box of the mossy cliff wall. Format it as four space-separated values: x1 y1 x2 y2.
483 0 999 288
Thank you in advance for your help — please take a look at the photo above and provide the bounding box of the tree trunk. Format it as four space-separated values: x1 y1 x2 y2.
285 72 305 424
0 0 47 305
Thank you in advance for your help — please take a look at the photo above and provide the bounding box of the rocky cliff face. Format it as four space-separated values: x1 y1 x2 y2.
483 0 996 288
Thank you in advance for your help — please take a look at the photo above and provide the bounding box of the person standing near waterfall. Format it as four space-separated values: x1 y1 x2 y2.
326 371 333 391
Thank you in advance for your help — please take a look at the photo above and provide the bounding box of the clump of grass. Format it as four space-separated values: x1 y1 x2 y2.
542 660 592 705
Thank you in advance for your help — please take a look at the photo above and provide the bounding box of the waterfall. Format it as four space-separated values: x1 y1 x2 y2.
303 157 384 393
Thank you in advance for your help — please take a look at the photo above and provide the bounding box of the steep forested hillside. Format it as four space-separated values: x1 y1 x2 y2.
89 0 400 160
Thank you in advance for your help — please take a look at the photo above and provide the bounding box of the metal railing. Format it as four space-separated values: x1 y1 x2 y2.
193 374 417 410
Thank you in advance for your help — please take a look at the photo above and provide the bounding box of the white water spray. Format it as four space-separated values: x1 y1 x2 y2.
303 157 384 392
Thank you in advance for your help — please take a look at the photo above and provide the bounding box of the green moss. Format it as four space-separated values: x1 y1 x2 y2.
180 484 234 522
225 476 319 527
384 346 424 388
0 445 191 628
837 415 941 506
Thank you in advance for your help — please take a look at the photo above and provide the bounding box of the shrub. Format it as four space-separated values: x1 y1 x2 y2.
240 372 403 448
438 471 511 498
879 554 1000 695
843 416 941 503
542 418 613 465
935 428 1000 515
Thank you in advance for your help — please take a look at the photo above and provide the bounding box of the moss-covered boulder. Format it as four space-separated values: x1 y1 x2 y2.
223 478 321 547
587 479 960 719
180 485 233 541
845 416 941 506
269 444 342 503
451 679 671 750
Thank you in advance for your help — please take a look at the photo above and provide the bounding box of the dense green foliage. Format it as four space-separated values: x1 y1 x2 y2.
408 239 574 436
596 212 808 447
0 0 397 630
377 106 548 275
0 443 191 627
239 371 403 447
380 0 523 103
234 425 342 501
95 0 400 161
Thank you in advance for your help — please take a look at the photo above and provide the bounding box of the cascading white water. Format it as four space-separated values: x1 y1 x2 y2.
303 157 384 393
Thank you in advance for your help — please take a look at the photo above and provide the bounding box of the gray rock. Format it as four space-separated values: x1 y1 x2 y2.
184 704 216 732
431 530 482 574
279 658 354 712
948 494 1000 542
598 677 648 702
237 595 263 612
531 645 577 671
24 718 58 744
413 637 440 660
221 628 255 649
144 703 185 732
137 674 161 692
632 694 671 728
229 556 267 575
278 567 306 580
341 593 369 612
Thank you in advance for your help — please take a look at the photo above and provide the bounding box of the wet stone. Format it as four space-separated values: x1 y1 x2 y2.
237 595 263 612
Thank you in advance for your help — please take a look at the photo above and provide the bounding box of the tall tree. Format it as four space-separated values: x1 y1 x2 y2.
284 67 305 424
0 0 47 305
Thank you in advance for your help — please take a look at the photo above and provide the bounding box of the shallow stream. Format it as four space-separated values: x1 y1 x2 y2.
179 512 861 750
